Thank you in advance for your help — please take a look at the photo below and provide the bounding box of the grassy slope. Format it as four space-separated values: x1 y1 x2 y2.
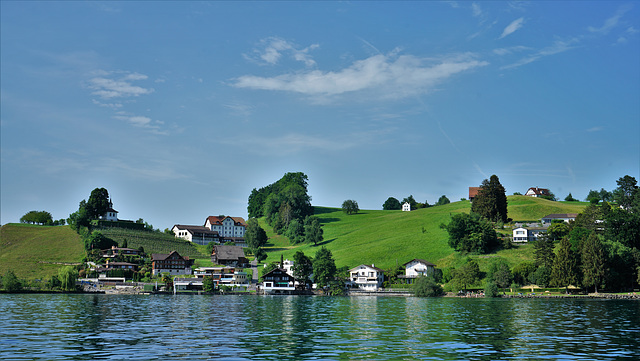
261 196 587 273
0 224 84 279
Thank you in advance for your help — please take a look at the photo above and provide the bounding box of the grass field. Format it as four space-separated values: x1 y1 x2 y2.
0 224 84 279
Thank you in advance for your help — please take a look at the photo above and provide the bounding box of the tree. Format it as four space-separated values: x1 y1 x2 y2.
202 276 216 292
435 195 450 206
414 276 444 297
484 281 500 297
471 175 508 223
341 199 359 215
58 266 78 292
292 251 313 289
613 175 638 210
574 204 605 233
245 218 268 258
512 261 537 286
286 219 305 244
304 216 323 246
582 233 606 293
598 188 613 203
84 231 117 251
313 247 337 288
20 210 53 225
547 222 570 241
487 259 513 289
564 193 578 202
441 212 499 254
67 200 91 230
551 237 580 292
450 258 480 291
534 234 555 268
382 197 402 210
86 187 111 220
2 270 22 292
586 189 601 204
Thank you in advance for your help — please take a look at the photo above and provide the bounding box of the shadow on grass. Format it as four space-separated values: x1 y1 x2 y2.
318 217 340 224
314 238 336 247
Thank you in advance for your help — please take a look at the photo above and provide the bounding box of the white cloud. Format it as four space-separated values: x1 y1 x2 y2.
501 38 579 69
88 71 154 99
500 17 525 39
233 51 488 101
493 46 530 56
472 3 483 18
588 4 632 34
246 37 319 67
586 126 604 132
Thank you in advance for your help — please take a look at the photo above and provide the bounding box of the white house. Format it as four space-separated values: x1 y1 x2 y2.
541 213 578 224
525 187 551 198
348 264 385 291
172 224 220 245
512 227 546 242
402 202 411 212
205 216 247 238
103 208 118 222
403 259 436 278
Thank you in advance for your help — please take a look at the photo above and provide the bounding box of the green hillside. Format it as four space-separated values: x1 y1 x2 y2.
0 224 84 279
260 196 588 272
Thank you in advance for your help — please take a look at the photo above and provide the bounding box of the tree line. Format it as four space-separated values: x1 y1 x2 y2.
382 195 450 211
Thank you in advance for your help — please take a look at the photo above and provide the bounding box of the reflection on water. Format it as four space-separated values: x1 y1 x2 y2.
1 294 638 360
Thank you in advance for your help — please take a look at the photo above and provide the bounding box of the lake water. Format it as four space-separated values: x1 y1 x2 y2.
1 294 639 360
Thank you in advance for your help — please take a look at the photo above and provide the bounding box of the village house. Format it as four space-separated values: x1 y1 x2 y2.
261 268 296 294
525 187 551 198
398 259 436 283
104 260 138 271
102 207 118 222
204 216 247 238
512 227 546 243
541 213 578 224
193 266 249 288
402 202 411 212
151 251 194 276
101 246 141 258
210 245 249 267
348 264 385 291
172 224 220 245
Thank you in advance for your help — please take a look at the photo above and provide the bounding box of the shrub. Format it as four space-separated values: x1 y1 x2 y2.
484 280 499 297
414 276 444 297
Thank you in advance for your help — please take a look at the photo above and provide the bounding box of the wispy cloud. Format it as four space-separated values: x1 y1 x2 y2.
588 4 632 34
493 45 531 56
500 17 525 39
233 51 488 102
501 37 579 69
586 126 604 132
88 71 154 100
244 37 319 67
114 113 167 135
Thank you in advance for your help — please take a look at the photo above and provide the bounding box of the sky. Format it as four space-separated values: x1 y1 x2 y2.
1 1 639 230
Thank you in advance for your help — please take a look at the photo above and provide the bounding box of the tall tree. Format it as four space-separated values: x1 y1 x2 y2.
582 233 606 293
292 251 313 289
564 193 577 202
20 210 53 225
58 266 78 292
551 237 580 292
441 212 499 253
451 258 480 291
86 188 110 220
341 199 359 215
382 197 402 210
471 175 508 223
613 175 638 210
313 247 337 288
534 234 555 268
435 195 451 206
304 216 323 246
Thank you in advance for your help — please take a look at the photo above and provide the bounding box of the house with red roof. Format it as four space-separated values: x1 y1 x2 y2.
525 187 551 198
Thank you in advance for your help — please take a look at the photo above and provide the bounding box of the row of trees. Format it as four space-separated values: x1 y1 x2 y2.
20 210 66 226
1 267 79 293
382 195 450 211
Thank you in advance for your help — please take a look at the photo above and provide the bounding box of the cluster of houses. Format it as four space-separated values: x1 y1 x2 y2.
512 213 577 242
171 216 248 246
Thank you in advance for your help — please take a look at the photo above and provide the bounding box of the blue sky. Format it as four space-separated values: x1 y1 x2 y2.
1 1 638 229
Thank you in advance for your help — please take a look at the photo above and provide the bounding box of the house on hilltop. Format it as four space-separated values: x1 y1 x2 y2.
102 207 119 222
525 187 551 198
469 187 481 201
402 202 411 212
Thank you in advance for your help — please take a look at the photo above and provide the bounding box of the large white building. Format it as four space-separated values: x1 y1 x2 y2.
348 264 385 291
205 216 247 238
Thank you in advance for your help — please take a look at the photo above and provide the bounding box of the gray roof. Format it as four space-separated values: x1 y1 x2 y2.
212 245 246 260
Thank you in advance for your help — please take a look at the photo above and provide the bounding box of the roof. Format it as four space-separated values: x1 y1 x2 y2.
205 216 247 227
403 259 436 267
542 213 578 219
526 187 550 196
151 250 188 261
172 224 219 236
349 264 385 273
262 268 295 279
469 187 481 199
211 245 246 260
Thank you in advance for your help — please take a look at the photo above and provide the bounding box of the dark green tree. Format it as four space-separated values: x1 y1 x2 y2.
313 247 337 288
582 233 606 293
551 237 581 292
286 219 305 244
441 212 499 253
382 197 402 210
471 175 508 223
58 266 78 292
586 189 601 204
564 193 578 202
574 204 605 234
304 216 323 246
245 218 268 250
341 199 359 215
20 210 53 225
402 195 417 210
512 261 537 285
84 231 117 251
2 270 22 292
435 195 451 206
451 258 480 292
487 258 513 289
613 175 638 210
67 200 91 230
202 276 216 292
292 251 313 289
414 276 444 297
547 222 570 241
86 188 110 220
534 234 555 268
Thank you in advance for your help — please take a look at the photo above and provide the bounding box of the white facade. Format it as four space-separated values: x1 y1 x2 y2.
205 216 246 238
512 227 546 242
402 202 411 212
404 259 436 278
349 264 384 291
171 225 219 245
103 208 118 221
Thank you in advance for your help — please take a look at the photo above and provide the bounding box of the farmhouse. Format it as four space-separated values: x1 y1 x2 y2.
469 187 481 201
210 245 248 267
151 251 194 276
525 187 551 198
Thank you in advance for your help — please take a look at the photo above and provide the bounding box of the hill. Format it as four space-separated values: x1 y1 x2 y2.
259 196 588 272
0 224 85 279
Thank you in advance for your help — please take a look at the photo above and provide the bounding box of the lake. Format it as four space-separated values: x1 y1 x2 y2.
1 294 639 360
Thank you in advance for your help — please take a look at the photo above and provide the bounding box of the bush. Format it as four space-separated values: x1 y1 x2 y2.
2 270 23 292
484 280 499 297
414 276 444 297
